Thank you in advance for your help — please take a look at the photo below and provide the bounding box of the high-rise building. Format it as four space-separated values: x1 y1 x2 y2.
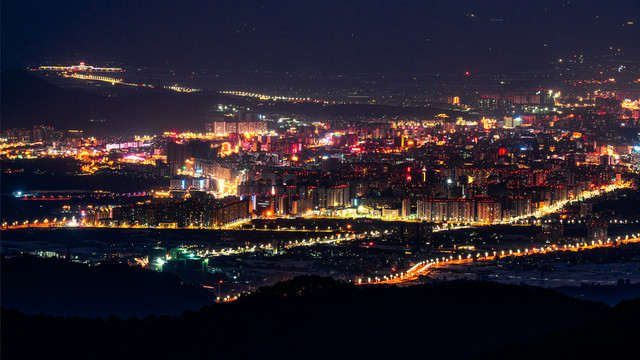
401 199 411 218
167 142 188 169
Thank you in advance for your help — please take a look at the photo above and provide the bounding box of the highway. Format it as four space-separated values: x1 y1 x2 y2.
193 231 365 258
360 236 640 286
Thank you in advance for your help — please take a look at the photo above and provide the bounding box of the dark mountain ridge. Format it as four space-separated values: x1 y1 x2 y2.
4 256 633 360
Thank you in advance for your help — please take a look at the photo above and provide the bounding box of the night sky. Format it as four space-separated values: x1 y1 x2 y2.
2 0 639 73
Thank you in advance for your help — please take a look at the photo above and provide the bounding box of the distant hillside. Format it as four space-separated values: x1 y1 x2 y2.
0 70 234 134
1 70 464 135
3 264 628 360
257 100 463 119
554 283 640 306
1 69 104 131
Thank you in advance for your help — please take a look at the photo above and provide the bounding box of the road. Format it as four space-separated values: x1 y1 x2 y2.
361 237 640 285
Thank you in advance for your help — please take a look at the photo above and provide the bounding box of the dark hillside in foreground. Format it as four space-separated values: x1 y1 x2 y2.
471 297 640 360
4 262 630 360
1 256 212 318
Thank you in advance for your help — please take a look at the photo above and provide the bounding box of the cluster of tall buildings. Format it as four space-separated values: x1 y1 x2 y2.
416 198 521 223
238 182 352 216
91 198 250 227
6 84 635 231
205 111 267 135
1 126 58 143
